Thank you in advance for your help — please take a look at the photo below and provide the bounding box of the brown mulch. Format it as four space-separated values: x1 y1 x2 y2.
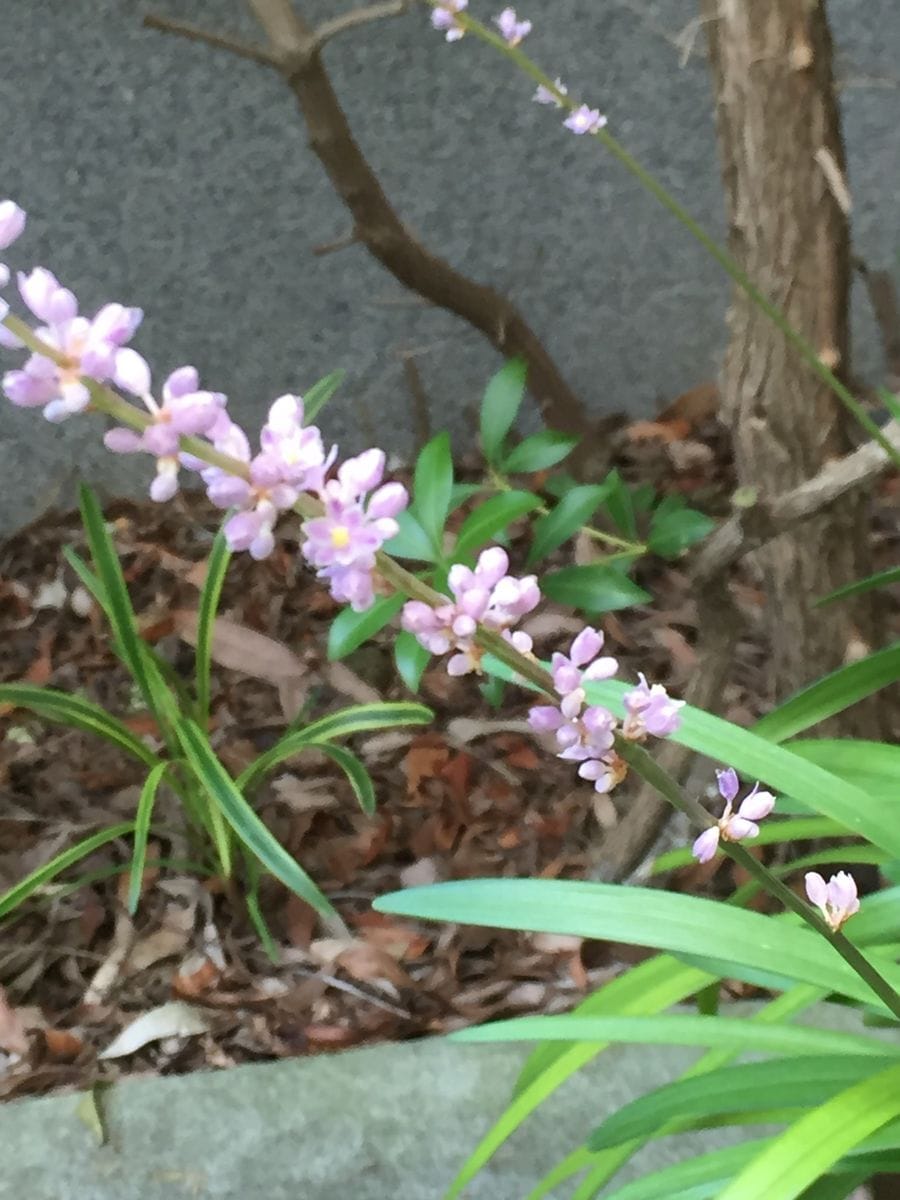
0 399 896 1101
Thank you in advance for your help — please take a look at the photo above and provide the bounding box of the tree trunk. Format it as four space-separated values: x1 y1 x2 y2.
702 0 884 734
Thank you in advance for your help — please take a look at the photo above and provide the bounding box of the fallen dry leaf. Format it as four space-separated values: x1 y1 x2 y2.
43 1028 84 1062
0 987 29 1056
98 1002 213 1059
173 612 305 684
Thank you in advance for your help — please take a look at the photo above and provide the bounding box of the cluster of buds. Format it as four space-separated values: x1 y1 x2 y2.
691 768 776 863
402 547 539 676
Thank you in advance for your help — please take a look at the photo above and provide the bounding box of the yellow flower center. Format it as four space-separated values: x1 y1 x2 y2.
331 526 351 549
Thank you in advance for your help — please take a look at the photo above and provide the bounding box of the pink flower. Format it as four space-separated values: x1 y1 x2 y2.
103 364 225 501
692 769 776 863
494 7 531 45
805 871 859 932
401 546 540 674
528 627 622 792
431 0 467 41
0 200 26 251
623 673 685 740
3 269 142 421
533 79 568 107
301 449 409 611
0 200 26 321
563 104 608 136
257 393 335 491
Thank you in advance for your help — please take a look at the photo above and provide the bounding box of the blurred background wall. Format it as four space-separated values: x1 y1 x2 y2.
0 0 898 530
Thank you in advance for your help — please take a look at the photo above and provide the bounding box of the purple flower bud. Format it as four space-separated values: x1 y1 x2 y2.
570 626 604 667
737 784 776 823
563 105 608 136
692 827 720 864
494 7 531 45
805 871 859 932
528 705 564 733
533 79 568 107
91 303 143 346
18 268 78 324
104 427 143 454
716 767 740 804
431 0 467 40
0 200 26 250
114 348 152 396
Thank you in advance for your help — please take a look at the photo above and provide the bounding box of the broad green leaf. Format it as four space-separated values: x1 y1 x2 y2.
453 490 540 556
603 469 637 539
301 370 344 422
383 511 437 562
526 483 610 566
718 1062 900 1200
585 679 900 859
0 822 134 919
752 642 900 742
589 1055 888 1152
480 357 526 465
237 702 432 791
439 955 711 1200
501 431 578 474
327 594 405 660
786 739 900 800
316 743 375 815
542 564 651 613
453 1012 900 1059
817 564 900 607
648 503 715 557
195 530 230 720
412 432 454 549
78 485 161 716
0 684 161 769
127 763 169 915
376 878 900 1013
176 719 334 915
394 631 431 693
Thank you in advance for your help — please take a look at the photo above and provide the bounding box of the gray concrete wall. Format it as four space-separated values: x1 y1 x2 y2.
1 0 898 531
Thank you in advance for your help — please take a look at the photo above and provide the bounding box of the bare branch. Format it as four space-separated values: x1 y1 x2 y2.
316 2 413 47
312 229 360 256
143 12 278 67
241 0 591 438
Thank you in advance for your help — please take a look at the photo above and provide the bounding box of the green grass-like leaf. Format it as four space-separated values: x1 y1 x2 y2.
0 684 162 769
176 718 334 916
195 529 231 721
127 762 169 915
0 822 134 919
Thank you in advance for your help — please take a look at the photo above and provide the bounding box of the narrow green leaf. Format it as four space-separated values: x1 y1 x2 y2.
327 594 405 660
175 719 334 916
480 357 526 465
718 1062 900 1200
127 763 169 915
316 743 375 815
752 642 900 741
383 511 437 562
587 1139 766 1200
526 483 610 566
589 1055 888 1152
412 432 454 549
78 485 158 712
394 631 431 693
243 852 280 963
376 878 900 1013
62 545 105 606
438 956 711 1200
501 431 578 474
302 370 345 422
817 564 900 606
453 490 540 556
453 1012 900 1059
542 564 651 613
195 530 231 720
0 684 161 768
0 823 134 919
237 702 432 791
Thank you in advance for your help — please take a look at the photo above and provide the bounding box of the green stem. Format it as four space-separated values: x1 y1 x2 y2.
429 3 900 469
488 467 644 554
620 740 900 1022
